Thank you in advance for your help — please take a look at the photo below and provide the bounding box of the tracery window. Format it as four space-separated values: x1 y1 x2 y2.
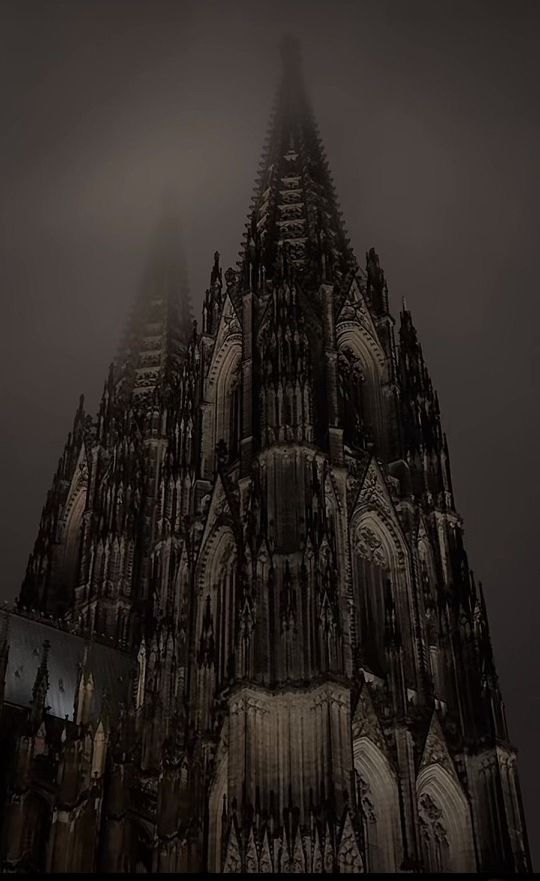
353 525 390 675
214 548 237 688
338 347 370 449
213 354 241 470
200 533 237 693
202 339 241 479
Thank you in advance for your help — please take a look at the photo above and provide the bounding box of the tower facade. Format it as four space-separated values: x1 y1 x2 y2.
0 44 531 873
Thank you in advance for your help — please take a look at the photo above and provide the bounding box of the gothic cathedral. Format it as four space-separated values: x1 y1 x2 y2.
0 41 531 874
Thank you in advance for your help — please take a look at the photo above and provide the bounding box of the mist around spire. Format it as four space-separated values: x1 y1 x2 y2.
3 40 530 877
279 34 302 72
116 200 194 402
239 38 356 292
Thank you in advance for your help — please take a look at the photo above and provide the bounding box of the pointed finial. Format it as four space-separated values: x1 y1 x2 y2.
210 251 222 288
280 34 302 76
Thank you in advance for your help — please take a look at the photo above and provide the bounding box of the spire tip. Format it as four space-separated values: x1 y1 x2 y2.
280 34 302 75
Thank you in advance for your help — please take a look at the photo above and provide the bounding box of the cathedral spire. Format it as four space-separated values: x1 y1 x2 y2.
116 207 193 402
240 39 355 290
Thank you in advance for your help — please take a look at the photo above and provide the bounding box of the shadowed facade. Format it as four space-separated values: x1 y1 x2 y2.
0 42 530 873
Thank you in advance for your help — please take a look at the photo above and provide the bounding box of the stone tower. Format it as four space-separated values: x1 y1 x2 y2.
0 41 530 874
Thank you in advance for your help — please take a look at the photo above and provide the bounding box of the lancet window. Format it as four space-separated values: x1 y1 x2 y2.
199 532 238 691
352 523 391 675
212 347 241 471
337 344 384 452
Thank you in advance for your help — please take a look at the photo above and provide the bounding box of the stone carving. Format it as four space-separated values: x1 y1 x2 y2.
337 810 363 873
420 712 458 780
357 771 377 822
352 685 388 756
418 793 449 847
355 525 387 566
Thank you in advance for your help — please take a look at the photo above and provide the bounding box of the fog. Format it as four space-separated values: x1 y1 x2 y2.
1 0 539 861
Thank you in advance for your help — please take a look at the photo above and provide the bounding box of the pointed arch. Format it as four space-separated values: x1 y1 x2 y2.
57 484 87 604
196 526 238 691
202 327 242 478
353 736 402 871
349 508 409 677
416 763 476 872
336 324 387 453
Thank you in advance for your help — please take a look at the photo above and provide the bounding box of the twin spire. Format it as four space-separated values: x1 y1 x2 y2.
115 208 193 403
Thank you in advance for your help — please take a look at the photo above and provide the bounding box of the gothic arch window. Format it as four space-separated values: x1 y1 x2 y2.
351 512 417 686
351 519 393 676
353 738 402 872
208 342 241 474
338 347 369 449
61 487 86 596
198 529 238 692
214 543 237 689
416 764 476 873
337 338 385 454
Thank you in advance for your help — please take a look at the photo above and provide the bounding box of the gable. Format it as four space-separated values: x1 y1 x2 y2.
336 276 386 368
419 711 459 782
206 293 242 385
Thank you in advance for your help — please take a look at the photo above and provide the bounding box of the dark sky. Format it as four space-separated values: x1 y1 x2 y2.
1 0 539 863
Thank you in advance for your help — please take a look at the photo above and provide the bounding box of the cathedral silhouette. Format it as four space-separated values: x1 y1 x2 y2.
0 41 530 873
